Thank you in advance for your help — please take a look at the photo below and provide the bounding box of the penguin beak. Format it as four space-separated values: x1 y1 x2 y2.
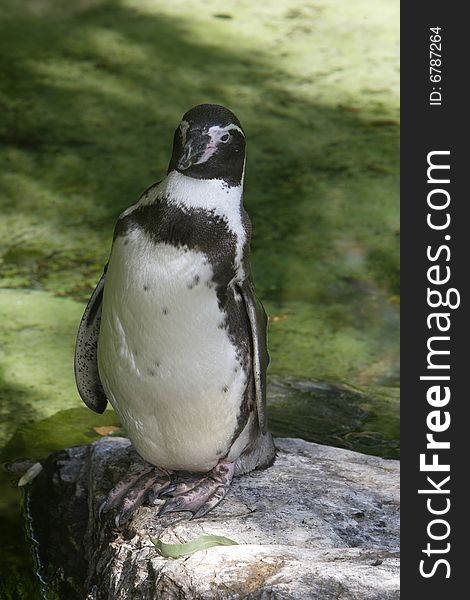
178 130 212 170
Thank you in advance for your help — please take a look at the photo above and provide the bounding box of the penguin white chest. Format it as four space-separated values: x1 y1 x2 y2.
97 229 248 472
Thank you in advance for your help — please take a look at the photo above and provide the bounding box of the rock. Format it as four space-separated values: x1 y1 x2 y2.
29 437 399 599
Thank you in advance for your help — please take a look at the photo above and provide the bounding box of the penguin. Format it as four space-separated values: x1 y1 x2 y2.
75 103 276 524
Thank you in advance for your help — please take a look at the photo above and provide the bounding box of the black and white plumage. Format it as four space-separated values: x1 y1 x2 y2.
75 104 276 521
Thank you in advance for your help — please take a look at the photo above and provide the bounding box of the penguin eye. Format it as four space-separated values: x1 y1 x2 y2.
220 133 230 143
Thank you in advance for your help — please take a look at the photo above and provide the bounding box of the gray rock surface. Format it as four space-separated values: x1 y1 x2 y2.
29 437 399 599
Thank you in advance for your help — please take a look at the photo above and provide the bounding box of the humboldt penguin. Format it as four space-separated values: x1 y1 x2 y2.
75 103 276 524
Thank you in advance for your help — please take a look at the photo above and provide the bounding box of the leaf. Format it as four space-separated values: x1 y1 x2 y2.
151 534 238 558
269 314 288 322
18 462 43 487
93 425 120 436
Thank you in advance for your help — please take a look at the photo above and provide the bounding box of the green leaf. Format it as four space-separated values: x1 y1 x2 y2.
151 534 238 558
17 462 42 487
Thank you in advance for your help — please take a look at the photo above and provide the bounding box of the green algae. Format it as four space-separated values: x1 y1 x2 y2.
0 0 398 303
0 0 399 449
0 0 398 595
1 407 121 465
0 290 87 444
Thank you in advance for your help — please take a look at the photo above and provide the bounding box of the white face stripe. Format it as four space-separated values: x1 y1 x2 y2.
177 121 244 167
178 121 244 142
179 120 189 145
193 124 245 166
209 123 244 137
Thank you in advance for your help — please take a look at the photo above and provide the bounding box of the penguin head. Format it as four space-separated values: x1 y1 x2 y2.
167 104 246 187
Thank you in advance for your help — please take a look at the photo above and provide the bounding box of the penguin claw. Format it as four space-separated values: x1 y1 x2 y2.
159 461 235 519
99 461 235 524
192 485 229 519
160 480 197 498
99 466 172 526
98 466 153 519
158 483 179 498
147 479 173 505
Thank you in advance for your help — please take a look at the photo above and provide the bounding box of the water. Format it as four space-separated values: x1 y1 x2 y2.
0 0 398 595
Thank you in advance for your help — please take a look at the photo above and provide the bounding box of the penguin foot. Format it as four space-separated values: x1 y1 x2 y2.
159 460 235 519
99 466 173 527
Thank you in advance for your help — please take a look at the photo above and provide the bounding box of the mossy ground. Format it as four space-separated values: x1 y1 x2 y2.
0 0 398 594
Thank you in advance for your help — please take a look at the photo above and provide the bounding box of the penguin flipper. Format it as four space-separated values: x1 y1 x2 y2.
74 269 108 414
237 277 269 434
